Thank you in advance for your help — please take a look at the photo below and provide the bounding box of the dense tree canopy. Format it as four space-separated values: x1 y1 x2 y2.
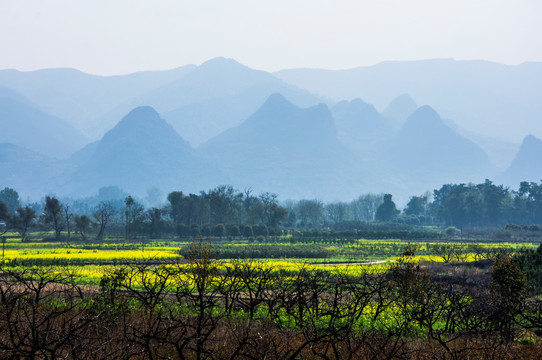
375 194 400 222
0 188 20 214
432 180 532 228
43 196 64 241
2 180 542 241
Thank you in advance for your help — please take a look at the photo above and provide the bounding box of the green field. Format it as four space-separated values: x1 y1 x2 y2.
1 235 541 359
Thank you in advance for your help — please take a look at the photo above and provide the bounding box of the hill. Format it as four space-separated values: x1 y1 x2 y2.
381 94 418 130
68 106 224 196
0 86 87 158
199 94 378 200
155 57 323 146
0 66 196 138
0 143 67 198
386 106 495 193
275 60 542 143
331 98 393 155
498 135 542 186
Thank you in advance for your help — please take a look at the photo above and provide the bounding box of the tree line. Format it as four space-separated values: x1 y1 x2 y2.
2 179 542 241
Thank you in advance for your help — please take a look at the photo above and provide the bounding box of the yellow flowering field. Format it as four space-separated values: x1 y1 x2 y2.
1 248 180 262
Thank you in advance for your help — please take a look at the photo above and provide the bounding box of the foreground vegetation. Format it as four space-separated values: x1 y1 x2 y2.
0 244 541 359
0 235 541 359
1 182 542 358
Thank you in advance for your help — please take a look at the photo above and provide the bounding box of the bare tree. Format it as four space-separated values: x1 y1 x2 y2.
63 204 73 243
93 202 115 241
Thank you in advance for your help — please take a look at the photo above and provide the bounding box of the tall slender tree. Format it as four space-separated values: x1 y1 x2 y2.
43 196 64 241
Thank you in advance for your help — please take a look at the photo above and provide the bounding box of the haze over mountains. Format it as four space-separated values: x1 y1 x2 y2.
0 65 197 138
498 135 542 187
386 106 495 194
68 106 222 197
331 98 392 156
1 57 541 202
275 60 542 143
199 94 376 200
0 86 87 158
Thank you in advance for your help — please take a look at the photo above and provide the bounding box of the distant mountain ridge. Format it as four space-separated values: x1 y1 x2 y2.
68 106 225 196
156 57 324 146
200 94 376 200
0 66 196 138
0 57 323 143
275 59 542 143
1 57 540 201
498 135 542 186
0 86 87 158
0 143 67 198
331 98 393 155
386 106 495 194
382 94 418 130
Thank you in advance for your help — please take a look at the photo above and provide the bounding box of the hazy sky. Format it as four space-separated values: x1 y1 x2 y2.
1 0 541 75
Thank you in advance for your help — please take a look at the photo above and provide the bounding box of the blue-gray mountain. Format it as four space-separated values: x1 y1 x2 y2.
275 59 542 143
0 143 67 197
157 57 323 146
0 66 196 138
2 57 539 201
0 58 321 145
385 106 495 195
67 106 224 197
0 86 87 158
382 94 418 130
498 135 542 186
0 95 503 201
199 94 380 200
331 98 393 155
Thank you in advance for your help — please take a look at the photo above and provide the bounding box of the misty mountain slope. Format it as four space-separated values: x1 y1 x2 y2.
497 135 542 186
141 58 321 112
0 65 196 138
138 57 325 146
0 87 88 158
68 141 100 166
386 106 495 192
199 94 379 200
382 94 418 130
0 84 28 103
163 82 323 147
68 106 225 196
91 57 324 144
442 117 520 171
331 98 393 155
0 143 67 198
275 60 542 143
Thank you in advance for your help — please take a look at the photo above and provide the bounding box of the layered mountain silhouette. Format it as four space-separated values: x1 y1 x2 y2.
382 94 418 130
199 94 375 200
0 57 324 143
0 86 87 158
0 66 195 138
2 57 540 201
386 106 495 193
157 57 323 146
0 143 67 198
331 98 393 155
68 106 224 196
144 58 319 112
275 60 542 143
498 135 542 186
